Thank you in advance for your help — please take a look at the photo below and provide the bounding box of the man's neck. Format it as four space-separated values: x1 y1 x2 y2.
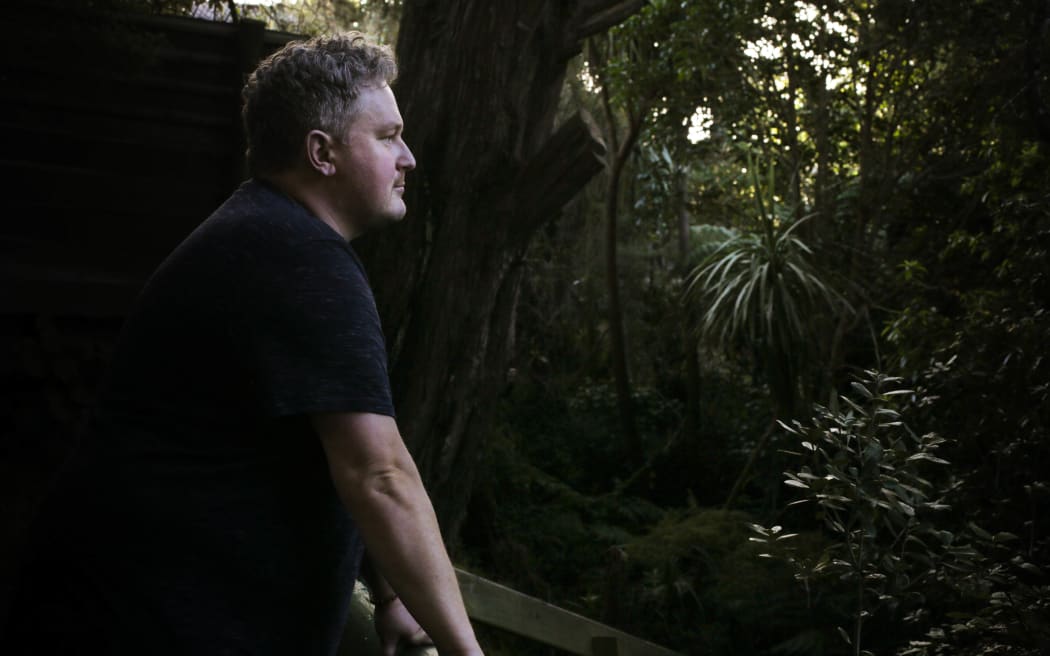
261 171 356 241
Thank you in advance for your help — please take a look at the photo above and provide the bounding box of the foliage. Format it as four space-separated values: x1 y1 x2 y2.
497 377 683 495
897 527 1050 656
755 370 964 655
468 0 1050 652
624 507 849 656
871 4 1050 651
880 150 1050 656
460 389 667 605
687 223 738 266
115 0 401 38
498 0 1049 650
684 194 848 415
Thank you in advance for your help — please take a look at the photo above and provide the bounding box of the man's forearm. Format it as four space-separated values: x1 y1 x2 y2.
359 554 397 605
336 462 478 654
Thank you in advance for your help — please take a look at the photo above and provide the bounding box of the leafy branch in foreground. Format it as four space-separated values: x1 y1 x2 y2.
750 370 966 656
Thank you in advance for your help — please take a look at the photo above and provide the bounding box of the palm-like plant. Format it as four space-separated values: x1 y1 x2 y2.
684 160 852 509
684 165 848 417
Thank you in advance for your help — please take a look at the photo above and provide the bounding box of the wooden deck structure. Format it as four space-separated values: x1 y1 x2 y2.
1 2 297 316
340 568 683 656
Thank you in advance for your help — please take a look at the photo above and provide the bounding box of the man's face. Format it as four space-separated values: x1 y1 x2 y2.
330 84 416 232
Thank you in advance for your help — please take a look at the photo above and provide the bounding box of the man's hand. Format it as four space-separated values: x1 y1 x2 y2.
374 597 432 656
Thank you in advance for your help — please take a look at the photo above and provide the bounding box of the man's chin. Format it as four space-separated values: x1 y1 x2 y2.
386 199 408 223
359 208 407 233
383 205 408 225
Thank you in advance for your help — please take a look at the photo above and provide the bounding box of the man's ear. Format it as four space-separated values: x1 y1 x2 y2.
305 129 337 177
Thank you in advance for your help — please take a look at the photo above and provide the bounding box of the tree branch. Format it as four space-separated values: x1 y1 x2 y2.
577 0 647 39
571 0 646 49
510 111 607 241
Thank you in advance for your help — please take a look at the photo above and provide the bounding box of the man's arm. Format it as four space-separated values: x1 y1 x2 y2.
359 554 398 606
361 554 433 655
311 411 480 655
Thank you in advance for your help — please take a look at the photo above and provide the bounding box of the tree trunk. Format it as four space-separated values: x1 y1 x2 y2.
590 35 646 464
603 124 645 463
723 418 778 511
357 0 644 544
812 19 831 233
676 169 700 442
783 9 803 219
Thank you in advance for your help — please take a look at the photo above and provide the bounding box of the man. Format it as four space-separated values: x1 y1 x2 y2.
5 33 481 656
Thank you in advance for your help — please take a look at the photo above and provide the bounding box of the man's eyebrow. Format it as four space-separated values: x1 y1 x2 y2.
378 122 403 132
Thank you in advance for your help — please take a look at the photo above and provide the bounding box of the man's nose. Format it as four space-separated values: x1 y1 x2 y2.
399 140 416 171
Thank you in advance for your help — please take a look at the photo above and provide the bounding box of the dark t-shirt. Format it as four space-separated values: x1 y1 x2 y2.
10 179 394 655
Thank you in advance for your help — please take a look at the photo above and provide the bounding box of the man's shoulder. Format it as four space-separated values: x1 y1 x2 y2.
206 178 345 250
129 179 359 318
161 178 362 289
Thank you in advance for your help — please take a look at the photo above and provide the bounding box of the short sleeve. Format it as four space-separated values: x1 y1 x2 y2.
232 238 395 419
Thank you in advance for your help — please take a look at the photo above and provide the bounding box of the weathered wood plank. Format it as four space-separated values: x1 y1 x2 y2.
339 570 681 656
455 568 682 656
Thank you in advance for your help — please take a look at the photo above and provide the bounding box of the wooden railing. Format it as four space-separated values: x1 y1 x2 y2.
339 568 683 656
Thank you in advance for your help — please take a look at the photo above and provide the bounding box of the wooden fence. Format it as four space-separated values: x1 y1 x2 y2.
340 568 683 656
1 2 295 316
1 2 305 624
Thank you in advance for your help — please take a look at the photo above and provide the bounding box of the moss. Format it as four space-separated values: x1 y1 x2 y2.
619 507 843 655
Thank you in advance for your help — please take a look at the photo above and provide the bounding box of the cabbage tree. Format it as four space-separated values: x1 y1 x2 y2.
684 164 848 417
684 161 851 508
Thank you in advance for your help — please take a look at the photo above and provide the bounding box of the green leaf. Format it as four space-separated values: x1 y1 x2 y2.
837 626 852 645
851 381 874 399
881 389 915 397
907 453 949 465
969 522 994 541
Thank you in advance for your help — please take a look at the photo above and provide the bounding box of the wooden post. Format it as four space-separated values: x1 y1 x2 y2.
592 636 620 656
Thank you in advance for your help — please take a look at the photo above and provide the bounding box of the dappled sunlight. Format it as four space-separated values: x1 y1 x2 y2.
686 105 713 143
